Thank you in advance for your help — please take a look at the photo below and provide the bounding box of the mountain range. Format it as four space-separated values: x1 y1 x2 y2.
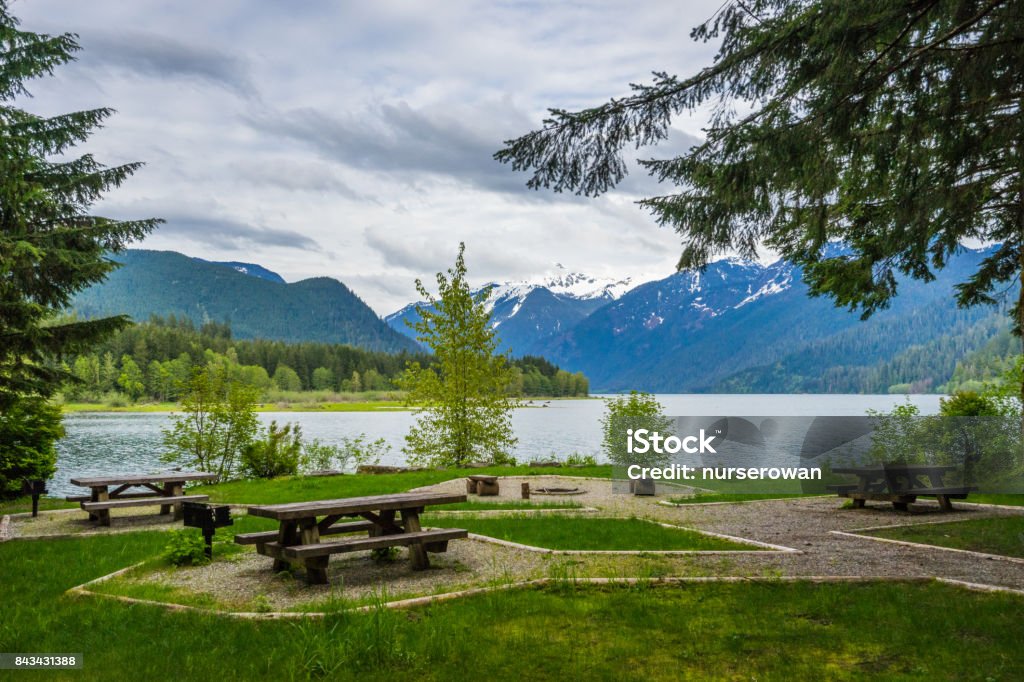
387 247 1011 393
71 247 1013 393
71 250 418 353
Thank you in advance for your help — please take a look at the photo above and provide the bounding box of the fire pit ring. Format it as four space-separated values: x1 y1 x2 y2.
531 487 586 496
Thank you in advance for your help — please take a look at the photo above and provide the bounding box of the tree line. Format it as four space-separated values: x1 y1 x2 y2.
58 316 589 402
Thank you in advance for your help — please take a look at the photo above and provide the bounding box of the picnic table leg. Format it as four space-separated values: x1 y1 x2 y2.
91 487 111 526
273 521 299 573
400 508 430 570
299 520 328 585
852 498 865 509
936 494 954 512
160 482 183 517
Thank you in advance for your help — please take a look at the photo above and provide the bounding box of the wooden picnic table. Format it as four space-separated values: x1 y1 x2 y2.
829 463 974 511
240 491 468 584
68 472 218 526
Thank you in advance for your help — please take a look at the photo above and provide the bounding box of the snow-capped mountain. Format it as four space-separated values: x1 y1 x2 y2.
387 247 1004 392
539 248 998 392
385 267 644 355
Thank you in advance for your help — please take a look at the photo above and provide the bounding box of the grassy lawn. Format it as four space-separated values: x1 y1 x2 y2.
667 493 814 505
0 495 77 515
865 516 1024 559
424 515 758 551
967 494 1024 507
1 529 1023 680
201 466 611 505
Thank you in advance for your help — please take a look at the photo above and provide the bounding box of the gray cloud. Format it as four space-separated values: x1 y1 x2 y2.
247 101 558 198
160 214 320 251
78 31 257 98
227 160 371 201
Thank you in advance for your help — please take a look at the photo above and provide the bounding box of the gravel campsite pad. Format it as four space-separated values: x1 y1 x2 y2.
92 536 551 612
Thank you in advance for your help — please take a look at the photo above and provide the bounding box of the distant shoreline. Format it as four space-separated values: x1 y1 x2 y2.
59 396 597 414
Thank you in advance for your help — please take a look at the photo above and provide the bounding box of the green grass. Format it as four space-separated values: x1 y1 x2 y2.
667 492 814 505
424 515 758 551
2 527 1023 681
866 516 1024 558
0 495 77 515
967 494 1024 506
203 466 612 505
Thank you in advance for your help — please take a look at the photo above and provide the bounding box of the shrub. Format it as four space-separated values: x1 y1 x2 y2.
241 421 302 479
0 398 62 499
164 529 209 566
940 391 1000 417
301 433 387 473
600 392 674 468
564 452 597 466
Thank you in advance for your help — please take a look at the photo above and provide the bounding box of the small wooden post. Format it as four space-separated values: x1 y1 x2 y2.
521 482 530 499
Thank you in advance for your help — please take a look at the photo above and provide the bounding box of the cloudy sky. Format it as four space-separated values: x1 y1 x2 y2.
15 0 727 314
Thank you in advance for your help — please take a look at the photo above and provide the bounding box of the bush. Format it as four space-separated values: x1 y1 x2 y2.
0 398 62 499
564 452 597 466
241 421 302 479
600 392 674 468
164 529 209 566
301 433 387 473
940 391 1000 417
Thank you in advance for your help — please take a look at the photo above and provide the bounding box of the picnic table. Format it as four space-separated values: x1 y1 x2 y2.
68 472 218 526
829 463 975 511
239 491 469 584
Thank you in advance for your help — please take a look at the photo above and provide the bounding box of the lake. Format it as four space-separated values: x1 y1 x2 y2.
50 394 943 497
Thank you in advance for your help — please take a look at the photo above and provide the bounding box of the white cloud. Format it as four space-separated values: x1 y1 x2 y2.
13 0 725 313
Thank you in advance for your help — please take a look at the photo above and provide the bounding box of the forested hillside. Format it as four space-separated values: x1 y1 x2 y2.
59 317 589 402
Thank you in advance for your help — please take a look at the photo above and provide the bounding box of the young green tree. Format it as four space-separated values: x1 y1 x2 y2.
601 392 675 468
116 354 145 401
400 243 519 466
161 366 260 479
272 364 302 392
0 4 158 494
496 1 1024 400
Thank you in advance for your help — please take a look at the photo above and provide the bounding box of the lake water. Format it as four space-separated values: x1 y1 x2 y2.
50 394 943 497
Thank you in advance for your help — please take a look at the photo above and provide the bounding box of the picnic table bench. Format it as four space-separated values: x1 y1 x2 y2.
68 472 218 526
241 491 468 584
828 463 976 511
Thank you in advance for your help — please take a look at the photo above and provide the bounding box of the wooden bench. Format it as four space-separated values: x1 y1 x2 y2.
283 528 467 560
234 520 391 545
81 494 209 526
903 486 978 511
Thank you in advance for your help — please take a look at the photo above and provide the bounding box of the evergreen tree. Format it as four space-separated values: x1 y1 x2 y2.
0 4 160 408
401 243 519 466
0 4 157 495
497 0 1024 399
